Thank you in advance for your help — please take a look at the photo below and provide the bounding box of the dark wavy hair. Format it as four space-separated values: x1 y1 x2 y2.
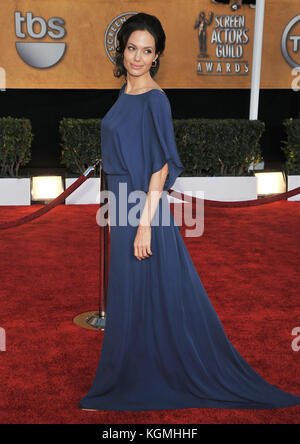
113 12 166 79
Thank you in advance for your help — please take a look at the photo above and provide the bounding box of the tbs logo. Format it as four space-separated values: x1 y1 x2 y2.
15 11 67 68
281 14 300 69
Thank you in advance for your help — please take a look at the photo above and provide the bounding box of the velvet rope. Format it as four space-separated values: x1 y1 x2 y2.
0 164 98 230
166 185 300 208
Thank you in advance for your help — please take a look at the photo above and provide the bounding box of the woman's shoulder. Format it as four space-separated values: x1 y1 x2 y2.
146 89 171 113
146 80 165 95
149 84 165 93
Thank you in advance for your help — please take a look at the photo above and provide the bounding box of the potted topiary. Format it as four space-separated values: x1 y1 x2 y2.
281 118 300 202
0 117 33 205
59 117 100 204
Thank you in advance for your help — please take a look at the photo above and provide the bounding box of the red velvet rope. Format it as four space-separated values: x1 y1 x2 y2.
0 165 299 230
0 168 96 230
166 185 300 208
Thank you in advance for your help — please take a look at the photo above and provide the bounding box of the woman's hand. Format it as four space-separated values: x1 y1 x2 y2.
134 225 152 261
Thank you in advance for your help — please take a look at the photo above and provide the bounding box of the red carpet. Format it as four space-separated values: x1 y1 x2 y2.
0 201 299 424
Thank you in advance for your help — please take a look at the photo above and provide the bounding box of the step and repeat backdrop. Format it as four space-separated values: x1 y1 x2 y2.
0 0 299 90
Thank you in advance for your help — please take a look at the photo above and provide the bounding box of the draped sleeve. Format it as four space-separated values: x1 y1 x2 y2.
142 93 184 192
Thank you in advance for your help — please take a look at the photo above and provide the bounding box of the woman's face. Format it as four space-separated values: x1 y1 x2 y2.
123 30 158 77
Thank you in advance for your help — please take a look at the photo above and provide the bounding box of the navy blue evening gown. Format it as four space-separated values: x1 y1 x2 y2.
79 82 300 411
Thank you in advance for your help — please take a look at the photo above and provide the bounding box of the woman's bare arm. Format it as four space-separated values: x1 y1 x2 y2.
133 162 169 260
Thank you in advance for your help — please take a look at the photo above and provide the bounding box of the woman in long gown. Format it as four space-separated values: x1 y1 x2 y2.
79 13 300 411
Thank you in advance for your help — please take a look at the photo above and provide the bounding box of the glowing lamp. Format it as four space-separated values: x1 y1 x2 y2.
31 176 64 202
255 171 286 196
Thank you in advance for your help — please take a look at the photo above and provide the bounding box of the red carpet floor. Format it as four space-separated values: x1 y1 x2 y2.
0 201 299 424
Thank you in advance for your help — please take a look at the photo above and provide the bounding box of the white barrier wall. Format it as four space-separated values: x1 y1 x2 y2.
64 177 257 205
0 179 31 206
288 175 300 202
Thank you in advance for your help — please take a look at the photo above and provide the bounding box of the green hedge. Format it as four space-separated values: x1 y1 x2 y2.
59 118 101 176
0 116 33 177
281 118 300 175
60 117 264 177
173 118 264 176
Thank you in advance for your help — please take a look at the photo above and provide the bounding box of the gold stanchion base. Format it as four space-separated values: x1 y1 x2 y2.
73 311 106 331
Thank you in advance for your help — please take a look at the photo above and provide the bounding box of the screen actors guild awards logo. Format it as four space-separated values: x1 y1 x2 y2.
195 11 249 76
194 11 214 58
104 12 137 64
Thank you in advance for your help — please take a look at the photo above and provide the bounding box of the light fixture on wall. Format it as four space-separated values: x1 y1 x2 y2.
254 171 286 196
31 176 64 204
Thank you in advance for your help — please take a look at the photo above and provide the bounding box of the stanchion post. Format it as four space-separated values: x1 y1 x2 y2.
76 159 108 330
